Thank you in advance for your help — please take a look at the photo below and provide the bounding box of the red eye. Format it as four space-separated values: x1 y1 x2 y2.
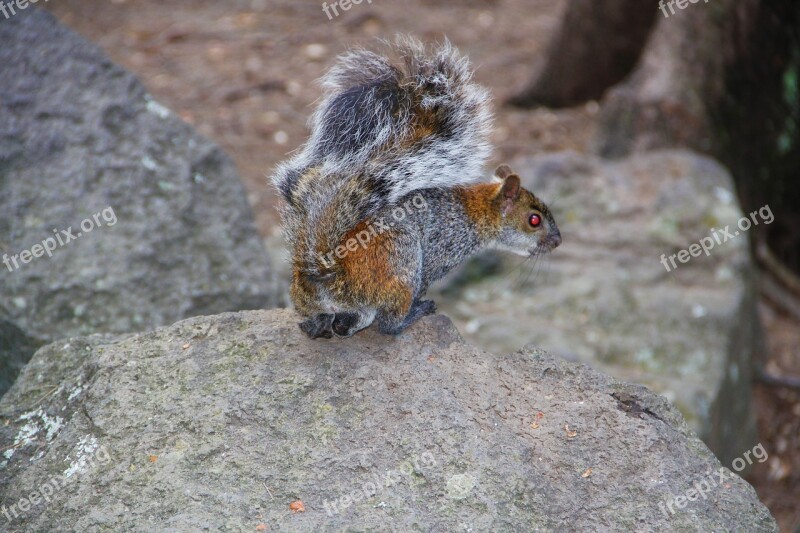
529 214 542 228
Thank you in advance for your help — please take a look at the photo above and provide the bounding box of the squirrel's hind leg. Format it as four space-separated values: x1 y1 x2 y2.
332 309 376 337
299 313 335 339
377 299 437 336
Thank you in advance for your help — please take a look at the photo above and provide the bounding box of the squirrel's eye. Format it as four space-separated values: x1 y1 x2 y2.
529 214 542 228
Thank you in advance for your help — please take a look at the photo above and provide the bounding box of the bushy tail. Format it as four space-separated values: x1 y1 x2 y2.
272 36 492 276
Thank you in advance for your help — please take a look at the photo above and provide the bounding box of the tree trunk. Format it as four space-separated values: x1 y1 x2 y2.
508 0 658 109
596 0 761 158
595 0 800 275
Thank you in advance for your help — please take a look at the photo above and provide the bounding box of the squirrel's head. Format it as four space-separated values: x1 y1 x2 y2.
493 164 561 256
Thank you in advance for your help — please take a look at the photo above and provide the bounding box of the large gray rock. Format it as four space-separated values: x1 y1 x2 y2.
0 10 278 396
0 309 775 531
433 150 760 466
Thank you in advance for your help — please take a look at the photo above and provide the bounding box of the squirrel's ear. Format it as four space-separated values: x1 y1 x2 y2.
501 174 521 201
495 164 514 180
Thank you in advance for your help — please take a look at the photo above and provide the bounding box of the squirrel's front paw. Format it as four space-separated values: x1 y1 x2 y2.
299 314 334 339
416 299 437 316
332 312 361 337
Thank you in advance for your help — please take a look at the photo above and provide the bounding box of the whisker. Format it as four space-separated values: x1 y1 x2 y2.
528 254 543 287
529 252 550 288
513 254 537 289
516 252 540 291
504 251 532 278
484 246 529 299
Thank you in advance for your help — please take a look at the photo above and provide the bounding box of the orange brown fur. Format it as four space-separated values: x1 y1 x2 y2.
330 220 413 316
455 183 504 239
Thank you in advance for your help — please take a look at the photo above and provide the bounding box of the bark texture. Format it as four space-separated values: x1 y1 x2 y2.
596 0 761 158
508 0 658 108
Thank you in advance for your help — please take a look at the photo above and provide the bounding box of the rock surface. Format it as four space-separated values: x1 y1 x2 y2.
433 150 760 466
0 10 278 396
0 309 776 531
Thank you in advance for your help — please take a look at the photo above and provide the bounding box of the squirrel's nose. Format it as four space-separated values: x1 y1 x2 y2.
550 229 562 249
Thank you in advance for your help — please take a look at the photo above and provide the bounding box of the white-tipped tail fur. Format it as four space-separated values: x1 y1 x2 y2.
272 36 493 272
273 36 492 204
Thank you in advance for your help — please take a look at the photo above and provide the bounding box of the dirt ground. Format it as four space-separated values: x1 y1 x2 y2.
45 0 798 529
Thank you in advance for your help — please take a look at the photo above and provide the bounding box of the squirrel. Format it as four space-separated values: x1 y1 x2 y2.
273 37 561 339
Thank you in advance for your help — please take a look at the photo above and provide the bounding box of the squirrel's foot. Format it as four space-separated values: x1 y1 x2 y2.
332 312 360 337
332 310 376 337
414 299 437 317
299 313 334 339
377 299 437 336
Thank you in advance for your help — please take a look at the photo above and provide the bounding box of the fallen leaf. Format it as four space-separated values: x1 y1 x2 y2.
148 455 158 462
255 524 268 531
581 467 592 478
530 421 540 429
564 424 577 438
182 343 191 350
289 500 305 513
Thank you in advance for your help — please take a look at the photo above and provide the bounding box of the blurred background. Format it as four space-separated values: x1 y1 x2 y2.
1 0 797 528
